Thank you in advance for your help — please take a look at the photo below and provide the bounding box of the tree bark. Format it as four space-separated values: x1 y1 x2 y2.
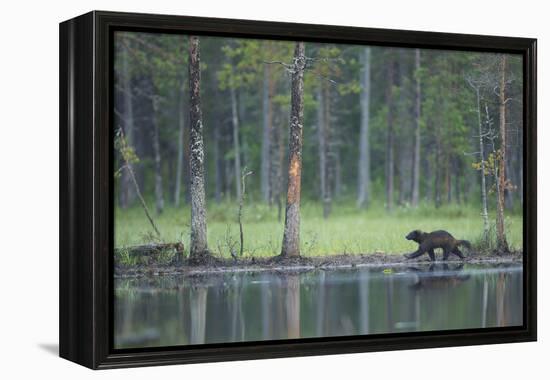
385 57 395 211
496 55 509 253
230 83 242 201
119 39 136 208
424 139 433 203
273 112 285 222
434 121 442 208
174 80 186 208
397 50 410 206
317 82 332 218
238 169 252 257
188 36 208 257
411 49 421 207
474 85 490 242
357 47 371 208
213 118 222 203
281 42 306 257
445 153 451 203
151 95 164 215
261 60 274 203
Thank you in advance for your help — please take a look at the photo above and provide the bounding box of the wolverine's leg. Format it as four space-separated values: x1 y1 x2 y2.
452 247 465 259
442 248 450 261
428 249 436 261
404 248 425 259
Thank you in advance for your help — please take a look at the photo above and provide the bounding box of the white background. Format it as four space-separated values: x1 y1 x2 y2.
0 0 546 378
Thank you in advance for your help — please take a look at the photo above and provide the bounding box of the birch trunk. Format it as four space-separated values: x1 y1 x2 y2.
475 86 490 242
397 50 410 206
151 95 164 214
230 83 242 201
281 42 305 257
317 82 332 218
188 36 208 257
357 47 371 208
213 119 222 203
434 120 442 208
261 62 273 202
411 49 421 207
273 114 285 222
496 55 509 253
385 58 395 211
174 80 185 208
120 40 136 208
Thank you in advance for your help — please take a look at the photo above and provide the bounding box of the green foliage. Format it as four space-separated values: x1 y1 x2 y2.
114 129 140 178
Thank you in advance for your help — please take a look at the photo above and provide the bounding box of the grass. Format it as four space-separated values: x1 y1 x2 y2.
115 199 523 259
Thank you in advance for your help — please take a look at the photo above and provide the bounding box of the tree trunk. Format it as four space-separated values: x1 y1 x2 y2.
281 42 306 257
273 113 285 222
357 47 371 208
238 169 252 257
174 80 186 208
454 159 461 204
397 50 410 206
411 49 421 207
230 83 242 201
475 86 490 242
445 153 451 204
434 122 442 208
213 119 222 203
496 55 509 253
188 36 208 257
398 151 409 205
261 62 274 203
151 95 164 214
120 39 136 208
385 58 395 211
317 82 331 218
504 106 514 209
424 141 433 202
333 144 341 199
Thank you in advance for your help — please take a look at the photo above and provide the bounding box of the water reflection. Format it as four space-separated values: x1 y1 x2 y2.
114 263 523 349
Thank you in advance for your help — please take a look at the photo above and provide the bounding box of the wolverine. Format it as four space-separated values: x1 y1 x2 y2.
404 230 471 261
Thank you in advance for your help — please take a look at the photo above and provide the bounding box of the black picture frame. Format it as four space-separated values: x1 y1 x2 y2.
59 10 537 369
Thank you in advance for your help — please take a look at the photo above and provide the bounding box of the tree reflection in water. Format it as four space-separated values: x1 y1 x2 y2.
114 263 523 349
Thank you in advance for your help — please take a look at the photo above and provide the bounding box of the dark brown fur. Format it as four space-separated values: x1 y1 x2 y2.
404 230 471 261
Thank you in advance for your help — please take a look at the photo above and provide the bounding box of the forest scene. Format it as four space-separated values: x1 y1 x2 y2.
113 31 524 348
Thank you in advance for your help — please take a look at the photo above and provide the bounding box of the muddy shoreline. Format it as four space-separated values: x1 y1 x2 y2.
114 251 523 278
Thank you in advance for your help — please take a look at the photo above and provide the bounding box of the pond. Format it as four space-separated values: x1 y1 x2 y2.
114 263 523 349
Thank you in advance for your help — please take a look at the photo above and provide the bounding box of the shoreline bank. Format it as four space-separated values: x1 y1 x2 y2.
115 251 523 278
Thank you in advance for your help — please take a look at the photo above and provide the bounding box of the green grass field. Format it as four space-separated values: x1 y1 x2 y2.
115 200 523 258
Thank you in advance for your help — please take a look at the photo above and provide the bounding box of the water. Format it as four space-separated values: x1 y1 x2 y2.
114 263 523 349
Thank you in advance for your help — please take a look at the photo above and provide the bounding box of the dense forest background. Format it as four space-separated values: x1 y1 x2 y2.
113 32 523 257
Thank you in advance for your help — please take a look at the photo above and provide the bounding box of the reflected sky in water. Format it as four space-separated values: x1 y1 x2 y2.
114 263 523 349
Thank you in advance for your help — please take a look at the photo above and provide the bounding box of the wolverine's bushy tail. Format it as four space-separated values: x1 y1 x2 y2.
457 240 472 250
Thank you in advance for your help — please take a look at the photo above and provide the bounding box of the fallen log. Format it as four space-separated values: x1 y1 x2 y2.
115 242 185 265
